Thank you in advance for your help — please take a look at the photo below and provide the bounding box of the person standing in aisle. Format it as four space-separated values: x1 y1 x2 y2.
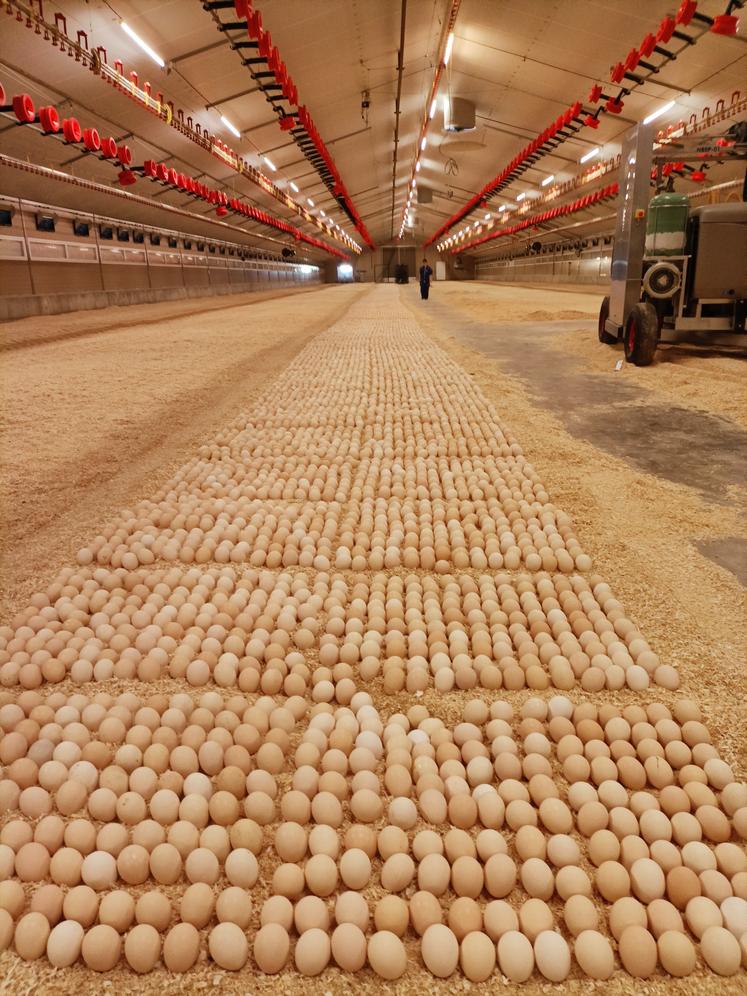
419 257 433 300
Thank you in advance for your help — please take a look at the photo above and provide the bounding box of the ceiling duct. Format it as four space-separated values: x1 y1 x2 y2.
444 97 476 133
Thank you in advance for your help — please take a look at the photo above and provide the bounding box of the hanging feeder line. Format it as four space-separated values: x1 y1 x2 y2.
452 184 620 254
0 151 333 261
0 77 348 259
202 0 375 249
448 88 746 255
2 0 358 255
437 155 622 250
424 0 743 248
396 0 462 240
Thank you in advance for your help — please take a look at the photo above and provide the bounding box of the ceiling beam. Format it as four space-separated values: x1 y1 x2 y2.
205 86 263 109
390 0 408 240
168 40 227 66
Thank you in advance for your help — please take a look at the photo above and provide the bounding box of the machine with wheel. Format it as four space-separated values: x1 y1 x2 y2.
598 119 747 365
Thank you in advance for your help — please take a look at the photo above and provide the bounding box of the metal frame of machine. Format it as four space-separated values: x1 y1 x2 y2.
599 118 747 365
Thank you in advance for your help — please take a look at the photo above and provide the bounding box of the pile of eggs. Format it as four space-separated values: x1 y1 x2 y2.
1 688 745 978
0 564 677 693
316 570 676 693
0 291 743 983
71 313 590 574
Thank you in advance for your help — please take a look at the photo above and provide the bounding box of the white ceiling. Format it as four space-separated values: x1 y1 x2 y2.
0 0 744 256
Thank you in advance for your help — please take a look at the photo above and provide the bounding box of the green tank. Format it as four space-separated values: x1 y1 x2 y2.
645 191 689 257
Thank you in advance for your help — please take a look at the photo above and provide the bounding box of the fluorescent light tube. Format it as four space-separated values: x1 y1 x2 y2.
220 115 240 139
121 22 165 68
643 99 676 125
444 32 454 66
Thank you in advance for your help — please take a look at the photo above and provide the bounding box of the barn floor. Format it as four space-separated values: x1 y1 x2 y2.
0 281 745 994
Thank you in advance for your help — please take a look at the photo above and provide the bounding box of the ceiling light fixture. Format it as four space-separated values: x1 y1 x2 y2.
263 156 277 171
289 181 299 192
541 174 555 186
395 0 461 242
580 147 600 163
516 192 526 201
220 115 241 139
121 22 165 68
643 99 676 125
444 32 454 66
307 197 315 206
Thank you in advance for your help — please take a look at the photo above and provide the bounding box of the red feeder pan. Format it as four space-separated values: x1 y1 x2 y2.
83 128 101 152
38 106 60 133
711 14 738 35
100 136 117 158
117 169 137 186
8 93 36 123
61 117 82 143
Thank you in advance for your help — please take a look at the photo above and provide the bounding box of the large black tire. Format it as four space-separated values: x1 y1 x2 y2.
623 302 659 366
598 295 616 344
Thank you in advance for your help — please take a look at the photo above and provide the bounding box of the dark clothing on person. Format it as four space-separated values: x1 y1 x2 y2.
419 264 433 300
